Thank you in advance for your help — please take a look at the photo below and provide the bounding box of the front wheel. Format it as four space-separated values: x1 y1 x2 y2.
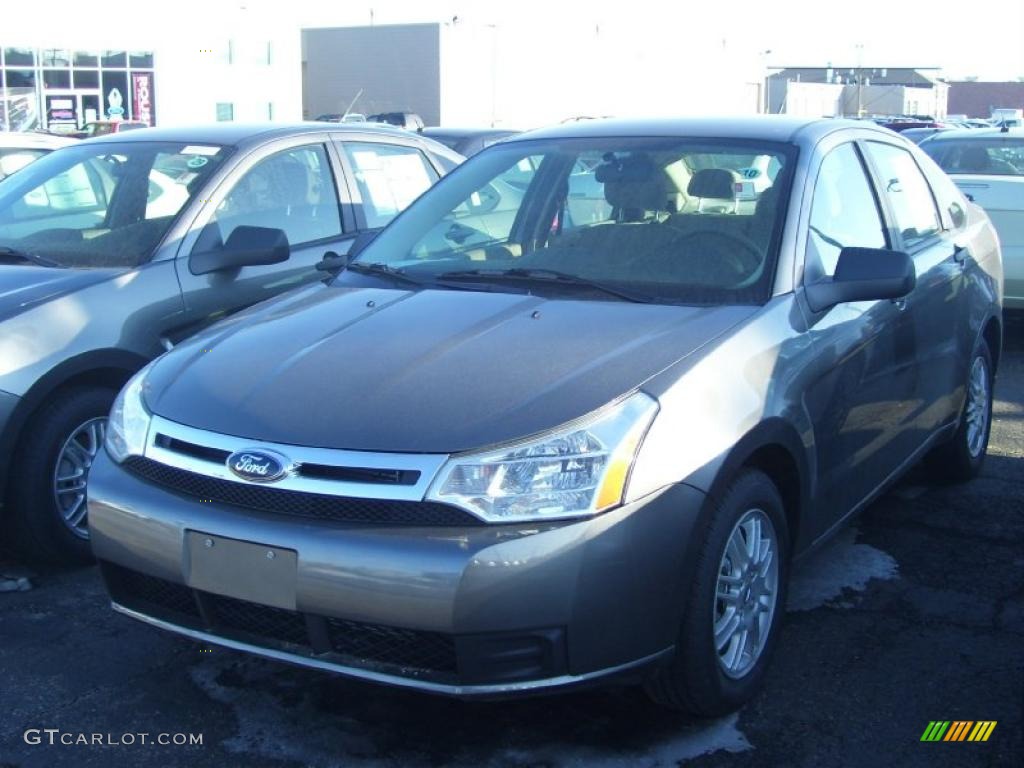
925 339 994 484
6 386 117 565
645 469 789 715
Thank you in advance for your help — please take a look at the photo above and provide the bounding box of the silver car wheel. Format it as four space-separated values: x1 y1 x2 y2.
965 355 990 459
714 508 779 679
53 417 106 539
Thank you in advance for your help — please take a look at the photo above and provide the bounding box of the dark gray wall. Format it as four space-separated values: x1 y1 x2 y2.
301 24 441 124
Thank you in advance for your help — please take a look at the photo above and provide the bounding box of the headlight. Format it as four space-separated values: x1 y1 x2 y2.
105 365 154 463
428 392 658 523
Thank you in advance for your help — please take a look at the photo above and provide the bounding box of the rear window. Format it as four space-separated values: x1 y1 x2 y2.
921 138 1024 177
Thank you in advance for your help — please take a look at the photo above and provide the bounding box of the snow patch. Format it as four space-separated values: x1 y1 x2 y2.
190 656 751 767
787 526 899 611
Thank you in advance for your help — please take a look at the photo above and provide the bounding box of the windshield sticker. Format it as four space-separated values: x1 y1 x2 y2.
181 145 220 156
186 156 209 169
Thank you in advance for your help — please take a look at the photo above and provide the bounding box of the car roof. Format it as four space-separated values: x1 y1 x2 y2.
422 127 519 139
505 116 891 147
921 127 1024 142
0 132 77 149
83 121 420 148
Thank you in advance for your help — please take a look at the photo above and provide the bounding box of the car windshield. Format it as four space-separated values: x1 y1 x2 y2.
921 137 1024 176
0 141 230 268
347 137 794 305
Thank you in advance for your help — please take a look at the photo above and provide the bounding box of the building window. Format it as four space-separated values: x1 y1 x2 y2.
265 42 273 66
216 102 234 122
4 48 35 67
267 102 274 120
41 49 71 68
129 52 154 68
74 51 99 67
72 69 100 89
101 50 127 68
225 40 234 66
43 70 71 89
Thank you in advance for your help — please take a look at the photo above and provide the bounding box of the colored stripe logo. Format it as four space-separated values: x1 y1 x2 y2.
921 721 997 742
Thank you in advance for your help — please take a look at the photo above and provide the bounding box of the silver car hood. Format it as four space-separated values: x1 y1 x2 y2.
146 285 757 453
0 265 120 322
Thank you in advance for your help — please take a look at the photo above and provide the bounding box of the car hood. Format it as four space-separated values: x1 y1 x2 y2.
0 265 120 322
146 286 756 453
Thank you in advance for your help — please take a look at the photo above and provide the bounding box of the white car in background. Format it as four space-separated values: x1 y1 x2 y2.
0 133 77 181
921 127 1024 309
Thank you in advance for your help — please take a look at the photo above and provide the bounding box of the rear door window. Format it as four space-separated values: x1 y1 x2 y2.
864 142 940 249
340 142 439 229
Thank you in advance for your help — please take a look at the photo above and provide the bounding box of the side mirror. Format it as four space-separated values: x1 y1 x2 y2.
805 247 915 313
190 225 290 275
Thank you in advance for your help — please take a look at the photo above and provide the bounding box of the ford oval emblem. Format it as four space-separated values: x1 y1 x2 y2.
226 450 290 483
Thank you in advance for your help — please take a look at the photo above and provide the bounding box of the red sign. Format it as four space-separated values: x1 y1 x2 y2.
131 72 153 126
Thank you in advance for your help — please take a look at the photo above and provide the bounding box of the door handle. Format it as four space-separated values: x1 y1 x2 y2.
891 297 908 310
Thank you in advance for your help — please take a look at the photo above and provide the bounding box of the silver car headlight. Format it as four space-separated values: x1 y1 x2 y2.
428 392 659 523
105 364 154 463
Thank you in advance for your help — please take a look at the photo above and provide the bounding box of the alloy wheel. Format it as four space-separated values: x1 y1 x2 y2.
713 508 780 679
53 417 107 539
965 355 990 459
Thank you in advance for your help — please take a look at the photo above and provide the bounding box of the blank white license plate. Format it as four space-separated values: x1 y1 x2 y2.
185 531 297 610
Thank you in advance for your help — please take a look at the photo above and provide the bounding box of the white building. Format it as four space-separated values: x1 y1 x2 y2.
1 2 302 131
303 21 765 129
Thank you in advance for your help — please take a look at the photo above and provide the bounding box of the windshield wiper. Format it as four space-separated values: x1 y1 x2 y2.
345 261 433 288
0 246 65 268
436 267 656 303
344 261 496 293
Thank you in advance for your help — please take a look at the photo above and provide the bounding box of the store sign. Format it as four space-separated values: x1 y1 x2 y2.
106 88 124 118
132 73 153 126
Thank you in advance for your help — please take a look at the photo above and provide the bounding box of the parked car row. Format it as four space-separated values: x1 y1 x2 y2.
73 117 1003 714
0 115 1006 717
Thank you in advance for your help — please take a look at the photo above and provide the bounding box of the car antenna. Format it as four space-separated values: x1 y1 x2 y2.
342 89 363 122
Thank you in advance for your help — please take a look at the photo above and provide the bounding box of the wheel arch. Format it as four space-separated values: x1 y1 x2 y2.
701 418 810 556
981 313 1002 373
0 349 148 502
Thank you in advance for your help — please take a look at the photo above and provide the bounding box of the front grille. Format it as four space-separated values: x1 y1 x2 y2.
122 456 480 527
102 562 459 679
326 617 457 673
104 564 200 620
206 593 309 646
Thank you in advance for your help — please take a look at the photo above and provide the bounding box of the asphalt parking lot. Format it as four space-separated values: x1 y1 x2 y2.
1 315 1022 768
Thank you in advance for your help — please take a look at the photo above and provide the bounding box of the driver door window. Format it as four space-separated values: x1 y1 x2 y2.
197 143 343 253
806 143 887 280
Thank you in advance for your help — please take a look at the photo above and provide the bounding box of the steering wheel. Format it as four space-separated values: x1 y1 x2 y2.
669 229 764 283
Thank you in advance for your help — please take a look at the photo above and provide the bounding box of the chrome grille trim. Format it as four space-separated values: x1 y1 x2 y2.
142 415 448 502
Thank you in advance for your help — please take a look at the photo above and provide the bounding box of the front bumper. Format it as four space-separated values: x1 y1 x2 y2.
88 452 707 697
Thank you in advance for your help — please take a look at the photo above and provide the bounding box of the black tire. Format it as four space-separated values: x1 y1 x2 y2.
925 338 994 484
6 386 117 566
644 469 790 716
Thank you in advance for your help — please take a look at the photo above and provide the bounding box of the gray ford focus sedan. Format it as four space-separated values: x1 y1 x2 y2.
88 117 1003 715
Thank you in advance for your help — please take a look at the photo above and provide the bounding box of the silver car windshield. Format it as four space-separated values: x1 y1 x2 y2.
0 141 230 268
350 137 794 305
